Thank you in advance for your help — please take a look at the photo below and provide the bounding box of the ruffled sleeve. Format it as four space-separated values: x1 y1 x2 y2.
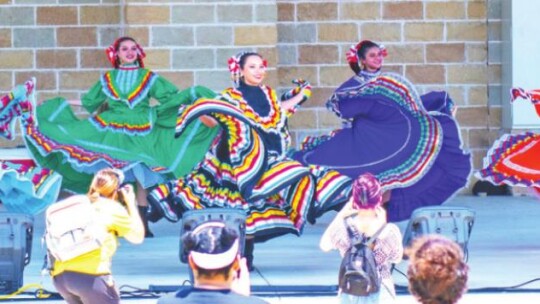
81 81 107 114
151 76 180 110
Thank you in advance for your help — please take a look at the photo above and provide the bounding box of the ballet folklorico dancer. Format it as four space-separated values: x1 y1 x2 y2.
148 51 352 270
293 40 472 222
3 36 219 236
478 87 540 194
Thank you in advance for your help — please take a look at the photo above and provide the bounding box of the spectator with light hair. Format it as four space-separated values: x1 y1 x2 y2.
50 168 144 304
407 235 469 304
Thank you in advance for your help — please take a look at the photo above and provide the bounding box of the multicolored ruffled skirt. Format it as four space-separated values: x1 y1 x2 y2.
149 98 351 241
478 132 540 187
0 82 62 214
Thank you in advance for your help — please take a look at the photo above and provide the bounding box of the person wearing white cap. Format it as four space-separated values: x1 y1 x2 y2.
157 221 268 304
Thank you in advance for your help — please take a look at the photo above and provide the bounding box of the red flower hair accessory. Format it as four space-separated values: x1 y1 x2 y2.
380 45 388 57
228 56 240 75
105 37 146 68
346 44 360 64
228 54 241 85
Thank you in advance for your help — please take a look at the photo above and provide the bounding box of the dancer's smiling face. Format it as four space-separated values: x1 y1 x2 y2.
360 47 384 72
117 40 139 65
240 55 266 86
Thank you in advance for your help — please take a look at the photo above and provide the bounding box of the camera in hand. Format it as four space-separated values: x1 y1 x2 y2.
116 185 129 206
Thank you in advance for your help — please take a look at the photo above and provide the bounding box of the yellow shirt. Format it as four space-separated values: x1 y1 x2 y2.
51 198 133 277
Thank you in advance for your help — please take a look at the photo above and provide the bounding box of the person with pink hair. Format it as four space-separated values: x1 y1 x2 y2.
320 173 403 304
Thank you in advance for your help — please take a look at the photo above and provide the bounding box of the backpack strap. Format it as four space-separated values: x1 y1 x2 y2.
344 215 362 245
364 223 387 246
344 215 387 246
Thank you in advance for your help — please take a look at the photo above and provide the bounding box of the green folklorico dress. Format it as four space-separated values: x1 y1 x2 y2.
22 65 219 193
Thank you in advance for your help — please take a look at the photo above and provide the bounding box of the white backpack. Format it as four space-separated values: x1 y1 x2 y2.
44 195 108 262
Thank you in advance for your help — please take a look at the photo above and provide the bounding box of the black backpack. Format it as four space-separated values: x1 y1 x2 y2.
338 216 386 296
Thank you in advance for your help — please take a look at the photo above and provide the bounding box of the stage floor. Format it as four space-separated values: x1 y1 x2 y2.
8 195 540 303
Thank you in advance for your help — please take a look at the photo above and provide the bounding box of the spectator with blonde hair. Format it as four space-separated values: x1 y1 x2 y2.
50 168 144 304
407 235 469 304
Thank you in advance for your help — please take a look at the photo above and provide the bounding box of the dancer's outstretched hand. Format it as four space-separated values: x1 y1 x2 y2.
280 78 312 105
292 78 312 104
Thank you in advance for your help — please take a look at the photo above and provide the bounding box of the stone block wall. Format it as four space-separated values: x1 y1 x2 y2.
0 0 279 149
0 0 503 191
0 0 280 96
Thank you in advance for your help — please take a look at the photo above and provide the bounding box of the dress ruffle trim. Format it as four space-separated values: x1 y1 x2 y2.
316 74 445 190
89 112 153 136
176 98 271 198
220 87 291 156
220 86 284 129
477 132 540 187
154 98 320 238
0 92 19 140
1 88 34 140
0 160 62 215
23 111 168 178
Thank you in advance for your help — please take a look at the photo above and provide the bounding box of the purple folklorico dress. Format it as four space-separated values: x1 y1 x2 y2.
294 71 472 222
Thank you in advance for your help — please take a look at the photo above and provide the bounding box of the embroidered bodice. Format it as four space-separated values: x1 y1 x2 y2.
114 64 140 95
99 67 158 109
81 68 181 136
219 85 290 158
237 81 271 116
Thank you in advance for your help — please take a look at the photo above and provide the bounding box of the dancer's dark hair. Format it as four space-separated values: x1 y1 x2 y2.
349 40 381 74
112 36 144 68
238 52 263 70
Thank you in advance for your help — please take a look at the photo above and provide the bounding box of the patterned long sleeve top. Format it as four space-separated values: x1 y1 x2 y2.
320 205 403 282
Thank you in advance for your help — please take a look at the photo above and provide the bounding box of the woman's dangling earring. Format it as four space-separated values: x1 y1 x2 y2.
237 74 244 86
359 61 365 71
